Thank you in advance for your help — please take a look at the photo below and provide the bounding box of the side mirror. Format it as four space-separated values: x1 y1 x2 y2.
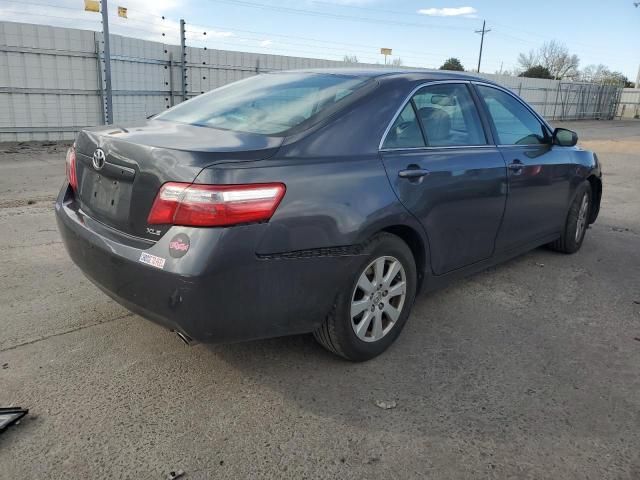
553 127 578 147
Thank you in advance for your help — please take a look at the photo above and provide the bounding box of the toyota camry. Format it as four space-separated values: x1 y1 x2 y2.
56 69 602 361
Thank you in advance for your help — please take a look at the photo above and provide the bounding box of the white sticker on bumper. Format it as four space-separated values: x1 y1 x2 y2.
139 251 166 269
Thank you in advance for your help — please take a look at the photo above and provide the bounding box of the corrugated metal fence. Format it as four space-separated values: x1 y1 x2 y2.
0 20 629 142
617 88 640 119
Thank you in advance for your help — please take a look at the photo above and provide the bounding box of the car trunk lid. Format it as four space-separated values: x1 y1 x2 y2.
74 121 282 241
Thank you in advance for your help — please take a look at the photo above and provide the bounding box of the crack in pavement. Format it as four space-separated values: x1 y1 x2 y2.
0 240 63 252
599 223 640 236
0 197 56 209
0 313 135 353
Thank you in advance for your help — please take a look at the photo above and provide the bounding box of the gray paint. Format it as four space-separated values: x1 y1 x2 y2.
55 70 603 344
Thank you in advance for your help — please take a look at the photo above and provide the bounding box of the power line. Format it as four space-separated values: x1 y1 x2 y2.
186 34 440 67
1 0 632 74
489 21 632 60
0 7 100 24
185 26 456 62
211 0 632 65
308 0 478 23
208 0 470 31
0 0 177 23
107 18 168 38
0 0 85 12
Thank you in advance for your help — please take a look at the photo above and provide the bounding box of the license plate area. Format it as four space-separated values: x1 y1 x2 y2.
81 170 133 223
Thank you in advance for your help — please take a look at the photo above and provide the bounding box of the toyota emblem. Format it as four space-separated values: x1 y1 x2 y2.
92 148 106 170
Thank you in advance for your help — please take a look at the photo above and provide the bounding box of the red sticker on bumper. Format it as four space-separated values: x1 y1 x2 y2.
168 233 190 258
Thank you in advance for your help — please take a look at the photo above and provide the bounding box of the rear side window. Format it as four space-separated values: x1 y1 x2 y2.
156 73 368 135
476 85 548 145
382 103 425 149
412 83 486 147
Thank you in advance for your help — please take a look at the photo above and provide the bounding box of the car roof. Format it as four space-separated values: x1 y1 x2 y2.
276 67 493 84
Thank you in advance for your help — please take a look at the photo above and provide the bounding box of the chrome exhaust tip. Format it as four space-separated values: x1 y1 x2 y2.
174 330 196 346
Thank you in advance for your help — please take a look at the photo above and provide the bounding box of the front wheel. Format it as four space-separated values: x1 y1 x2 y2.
313 233 417 361
548 181 592 254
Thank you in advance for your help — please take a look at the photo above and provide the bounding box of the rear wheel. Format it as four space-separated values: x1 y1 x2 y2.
313 232 417 361
548 182 592 254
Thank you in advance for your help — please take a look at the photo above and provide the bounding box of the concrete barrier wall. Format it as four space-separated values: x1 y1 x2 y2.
0 21 626 142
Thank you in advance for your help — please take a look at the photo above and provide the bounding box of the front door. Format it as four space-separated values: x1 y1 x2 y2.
474 84 574 252
381 82 507 275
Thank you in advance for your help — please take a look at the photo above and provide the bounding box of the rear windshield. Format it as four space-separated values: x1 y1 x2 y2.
156 72 368 135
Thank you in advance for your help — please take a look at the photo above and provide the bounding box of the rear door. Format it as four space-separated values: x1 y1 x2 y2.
474 84 574 252
381 81 507 275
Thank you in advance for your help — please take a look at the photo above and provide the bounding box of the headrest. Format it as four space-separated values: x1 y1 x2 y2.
418 107 451 142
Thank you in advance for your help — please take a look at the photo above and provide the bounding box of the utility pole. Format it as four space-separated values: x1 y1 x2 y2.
101 0 113 124
632 0 639 89
475 20 491 73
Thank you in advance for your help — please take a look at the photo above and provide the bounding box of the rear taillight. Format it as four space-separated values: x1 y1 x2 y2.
147 182 286 227
65 145 78 191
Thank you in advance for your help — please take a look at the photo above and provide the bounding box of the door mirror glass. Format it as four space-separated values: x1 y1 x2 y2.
553 128 578 147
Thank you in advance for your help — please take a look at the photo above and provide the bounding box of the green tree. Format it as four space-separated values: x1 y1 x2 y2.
439 57 464 71
519 65 553 79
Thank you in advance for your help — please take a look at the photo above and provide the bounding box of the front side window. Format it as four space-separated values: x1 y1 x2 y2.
412 83 487 147
476 85 548 145
156 73 368 135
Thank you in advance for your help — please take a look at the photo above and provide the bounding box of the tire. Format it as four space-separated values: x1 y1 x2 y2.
548 181 592 254
313 232 417 361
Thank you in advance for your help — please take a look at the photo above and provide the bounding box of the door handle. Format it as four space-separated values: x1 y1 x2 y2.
508 160 524 172
398 168 430 179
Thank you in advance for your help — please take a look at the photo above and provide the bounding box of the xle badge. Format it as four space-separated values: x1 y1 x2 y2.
168 233 190 258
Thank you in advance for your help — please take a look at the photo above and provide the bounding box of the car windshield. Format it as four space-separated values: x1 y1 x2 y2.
156 72 369 135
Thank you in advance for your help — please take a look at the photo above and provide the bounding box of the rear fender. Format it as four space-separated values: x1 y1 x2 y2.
194 155 410 256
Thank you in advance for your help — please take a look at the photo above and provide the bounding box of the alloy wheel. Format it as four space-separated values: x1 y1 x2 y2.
350 256 407 342
575 193 590 242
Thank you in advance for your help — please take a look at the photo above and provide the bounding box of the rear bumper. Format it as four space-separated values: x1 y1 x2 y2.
55 184 361 344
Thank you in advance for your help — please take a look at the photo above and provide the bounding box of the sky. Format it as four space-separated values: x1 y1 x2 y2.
1 0 638 79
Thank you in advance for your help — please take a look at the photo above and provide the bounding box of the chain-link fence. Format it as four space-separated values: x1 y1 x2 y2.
0 19 628 142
